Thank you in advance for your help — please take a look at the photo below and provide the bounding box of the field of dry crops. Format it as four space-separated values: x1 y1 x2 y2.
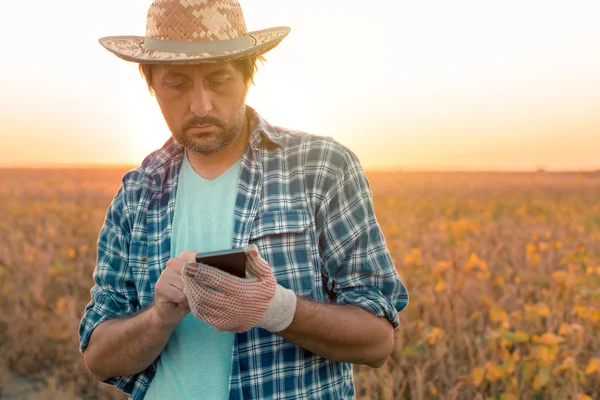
0 168 598 399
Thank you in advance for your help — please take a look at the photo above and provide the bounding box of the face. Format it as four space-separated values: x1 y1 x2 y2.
151 62 249 156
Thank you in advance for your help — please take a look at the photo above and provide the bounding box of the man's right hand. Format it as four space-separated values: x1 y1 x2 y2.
84 255 192 382
152 256 191 328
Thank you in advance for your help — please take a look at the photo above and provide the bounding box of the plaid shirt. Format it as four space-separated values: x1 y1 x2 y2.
79 106 409 400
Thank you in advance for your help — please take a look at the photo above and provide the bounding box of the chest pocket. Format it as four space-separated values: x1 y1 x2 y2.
249 209 315 296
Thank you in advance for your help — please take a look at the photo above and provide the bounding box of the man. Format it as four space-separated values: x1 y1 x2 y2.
79 1 409 399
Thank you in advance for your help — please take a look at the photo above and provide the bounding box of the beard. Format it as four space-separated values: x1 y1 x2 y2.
174 105 246 156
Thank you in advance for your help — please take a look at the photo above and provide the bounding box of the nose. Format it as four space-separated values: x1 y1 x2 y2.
189 82 212 117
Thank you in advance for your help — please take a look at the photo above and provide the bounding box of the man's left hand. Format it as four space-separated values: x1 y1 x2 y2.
179 245 297 333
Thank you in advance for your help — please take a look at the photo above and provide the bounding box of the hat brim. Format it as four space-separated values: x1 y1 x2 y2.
99 26 290 64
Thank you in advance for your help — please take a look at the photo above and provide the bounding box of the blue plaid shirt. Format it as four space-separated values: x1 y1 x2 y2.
79 106 409 400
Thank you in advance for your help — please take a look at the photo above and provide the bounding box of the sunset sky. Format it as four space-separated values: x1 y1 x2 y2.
1 0 599 170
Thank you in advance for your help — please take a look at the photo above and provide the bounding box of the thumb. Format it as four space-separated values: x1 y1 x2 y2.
244 244 272 278
178 251 198 262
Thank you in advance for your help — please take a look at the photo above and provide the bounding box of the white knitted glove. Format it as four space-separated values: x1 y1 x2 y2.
182 244 297 333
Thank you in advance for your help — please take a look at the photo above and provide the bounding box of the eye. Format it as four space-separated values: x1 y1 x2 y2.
209 79 228 88
165 80 189 90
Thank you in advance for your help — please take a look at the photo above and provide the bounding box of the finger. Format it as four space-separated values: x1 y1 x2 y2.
190 305 228 328
183 281 227 309
155 282 188 305
165 257 187 274
167 276 185 291
181 262 242 292
179 297 190 310
182 261 202 280
244 244 259 256
178 250 197 262
187 264 252 294
244 247 272 278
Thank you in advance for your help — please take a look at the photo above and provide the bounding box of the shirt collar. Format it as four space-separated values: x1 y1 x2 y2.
246 105 283 149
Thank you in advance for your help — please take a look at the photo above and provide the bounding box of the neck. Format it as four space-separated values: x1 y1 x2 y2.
185 116 249 180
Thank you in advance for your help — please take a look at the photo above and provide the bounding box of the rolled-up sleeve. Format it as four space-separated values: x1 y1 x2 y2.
317 150 409 329
78 183 140 392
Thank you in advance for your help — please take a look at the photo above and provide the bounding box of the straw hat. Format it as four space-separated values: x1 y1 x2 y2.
99 0 290 64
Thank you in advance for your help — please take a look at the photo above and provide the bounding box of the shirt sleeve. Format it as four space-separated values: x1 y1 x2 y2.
317 150 409 329
78 183 141 392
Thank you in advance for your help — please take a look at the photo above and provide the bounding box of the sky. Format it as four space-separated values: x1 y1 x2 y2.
0 0 599 171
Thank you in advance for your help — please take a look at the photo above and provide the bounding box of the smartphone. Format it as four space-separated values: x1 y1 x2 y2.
195 248 247 278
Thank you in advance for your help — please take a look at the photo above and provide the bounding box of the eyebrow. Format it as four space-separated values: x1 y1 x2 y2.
163 71 188 79
163 68 231 80
205 69 231 78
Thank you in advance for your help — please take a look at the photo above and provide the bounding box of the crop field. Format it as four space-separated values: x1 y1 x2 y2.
0 168 598 399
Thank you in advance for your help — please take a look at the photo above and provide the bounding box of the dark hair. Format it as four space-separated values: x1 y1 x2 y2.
138 55 265 94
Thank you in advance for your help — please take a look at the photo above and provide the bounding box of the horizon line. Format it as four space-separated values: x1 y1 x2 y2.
0 163 599 174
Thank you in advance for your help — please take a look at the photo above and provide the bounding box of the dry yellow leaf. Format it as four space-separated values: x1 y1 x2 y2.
466 253 487 271
536 304 550 317
386 223 398 236
470 311 481 321
472 367 485 387
493 276 505 286
585 266 594 275
56 297 68 313
558 323 571 335
476 271 491 280
532 367 550 390
428 384 438 395
481 297 493 307
534 332 564 346
512 349 521 362
425 327 445 345
486 363 505 381
434 280 445 293
503 357 516 374
577 394 593 400
553 357 575 374
403 248 422 266
585 358 600 374
510 310 523 322
575 307 588 317
434 260 451 273
533 345 550 362
526 243 536 254
529 252 541 265
513 331 529 343
489 307 508 323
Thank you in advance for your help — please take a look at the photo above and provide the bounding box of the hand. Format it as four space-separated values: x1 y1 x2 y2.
180 245 297 333
152 257 191 329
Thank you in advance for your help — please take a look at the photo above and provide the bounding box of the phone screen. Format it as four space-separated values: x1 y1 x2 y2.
195 248 246 278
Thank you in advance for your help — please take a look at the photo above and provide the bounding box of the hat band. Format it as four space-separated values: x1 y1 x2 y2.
143 35 255 54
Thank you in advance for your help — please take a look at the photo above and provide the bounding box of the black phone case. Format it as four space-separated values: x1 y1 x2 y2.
195 248 246 278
